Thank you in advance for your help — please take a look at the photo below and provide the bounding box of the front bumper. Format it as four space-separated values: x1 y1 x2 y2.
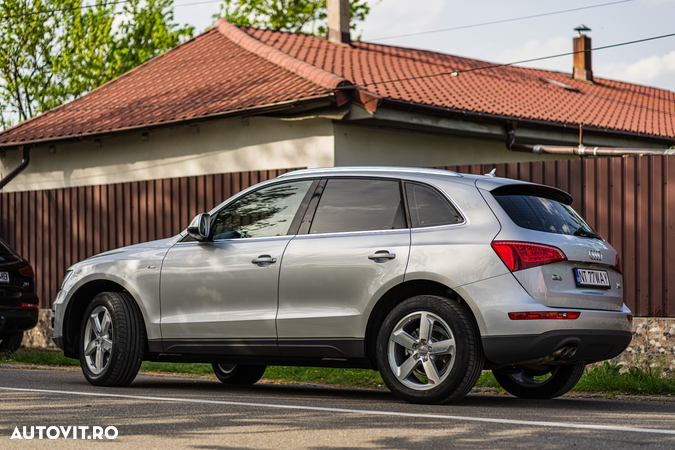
482 329 632 365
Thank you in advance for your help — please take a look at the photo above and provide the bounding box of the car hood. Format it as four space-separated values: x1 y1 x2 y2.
70 236 181 270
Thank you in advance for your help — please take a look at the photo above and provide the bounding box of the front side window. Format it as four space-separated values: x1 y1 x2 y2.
212 180 313 240
309 179 406 234
405 183 463 228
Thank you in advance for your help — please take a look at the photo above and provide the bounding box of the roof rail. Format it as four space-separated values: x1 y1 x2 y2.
278 167 463 178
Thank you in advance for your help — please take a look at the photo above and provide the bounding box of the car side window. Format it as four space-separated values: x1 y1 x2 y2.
309 178 406 234
212 180 313 240
405 183 463 228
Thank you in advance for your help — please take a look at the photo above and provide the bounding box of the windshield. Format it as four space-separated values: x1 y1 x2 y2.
493 194 595 236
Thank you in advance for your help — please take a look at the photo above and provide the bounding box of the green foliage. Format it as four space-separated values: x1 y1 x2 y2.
0 347 79 366
575 360 675 396
0 0 193 129
5 349 674 397
215 0 373 36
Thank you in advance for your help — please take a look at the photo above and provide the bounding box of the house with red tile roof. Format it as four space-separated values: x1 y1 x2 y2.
0 18 673 194
3 9 675 349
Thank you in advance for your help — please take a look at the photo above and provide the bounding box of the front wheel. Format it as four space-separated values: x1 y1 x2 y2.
376 295 484 404
492 363 586 399
212 363 267 385
0 331 24 353
79 292 146 387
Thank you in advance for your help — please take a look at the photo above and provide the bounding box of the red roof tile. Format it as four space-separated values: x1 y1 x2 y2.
245 27 675 139
0 26 330 146
1 19 674 146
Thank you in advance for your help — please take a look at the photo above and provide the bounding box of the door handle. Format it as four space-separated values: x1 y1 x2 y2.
252 255 277 266
368 251 396 262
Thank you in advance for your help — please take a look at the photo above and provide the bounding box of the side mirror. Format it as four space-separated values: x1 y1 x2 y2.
187 213 211 241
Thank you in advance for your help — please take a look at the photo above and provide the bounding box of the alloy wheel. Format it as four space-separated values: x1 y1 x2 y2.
387 311 456 390
83 305 113 375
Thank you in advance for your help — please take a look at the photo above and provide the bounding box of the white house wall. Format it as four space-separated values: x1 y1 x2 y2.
333 123 573 167
0 116 335 193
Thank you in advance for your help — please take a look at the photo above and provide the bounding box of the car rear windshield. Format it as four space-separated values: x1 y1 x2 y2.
493 194 594 236
0 238 16 257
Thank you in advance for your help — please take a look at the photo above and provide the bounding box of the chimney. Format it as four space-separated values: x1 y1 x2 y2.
327 0 350 45
573 24 593 82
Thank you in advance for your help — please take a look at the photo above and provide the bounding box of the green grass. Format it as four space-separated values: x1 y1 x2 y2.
2 348 672 396
575 361 675 396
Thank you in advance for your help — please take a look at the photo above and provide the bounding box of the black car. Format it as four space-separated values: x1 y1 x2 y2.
0 238 38 353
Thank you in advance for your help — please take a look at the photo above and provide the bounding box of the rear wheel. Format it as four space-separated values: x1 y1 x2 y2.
492 363 585 399
0 331 24 353
79 292 146 387
376 295 483 404
212 363 267 385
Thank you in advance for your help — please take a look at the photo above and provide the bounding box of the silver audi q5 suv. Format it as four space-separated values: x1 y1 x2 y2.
52 167 632 404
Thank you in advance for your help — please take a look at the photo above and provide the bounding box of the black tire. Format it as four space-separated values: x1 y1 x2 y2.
376 295 484 404
212 363 267 385
0 331 24 353
79 292 146 387
492 363 586 399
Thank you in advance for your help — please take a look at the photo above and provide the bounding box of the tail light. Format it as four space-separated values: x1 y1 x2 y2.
508 311 580 320
18 265 34 278
491 241 567 272
612 254 623 274
21 303 39 309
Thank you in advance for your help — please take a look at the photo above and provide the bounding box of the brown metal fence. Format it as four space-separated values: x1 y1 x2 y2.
1 159 674 317
440 156 675 318
0 168 297 309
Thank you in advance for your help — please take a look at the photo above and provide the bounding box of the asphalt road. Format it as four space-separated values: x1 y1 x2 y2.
1 366 674 449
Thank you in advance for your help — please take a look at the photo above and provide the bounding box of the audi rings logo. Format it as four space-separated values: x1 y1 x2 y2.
589 249 603 261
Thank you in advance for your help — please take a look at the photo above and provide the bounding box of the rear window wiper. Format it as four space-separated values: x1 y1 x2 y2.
574 228 601 239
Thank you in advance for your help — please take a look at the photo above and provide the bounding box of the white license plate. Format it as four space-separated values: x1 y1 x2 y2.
574 268 610 288
0 272 8 283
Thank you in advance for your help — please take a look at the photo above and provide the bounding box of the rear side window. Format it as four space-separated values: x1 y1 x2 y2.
405 183 463 228
494 194 593 236
309 179 406 234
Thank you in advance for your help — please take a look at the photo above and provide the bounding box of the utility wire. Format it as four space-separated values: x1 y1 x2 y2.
369 0 633 41
3 30 675 118
0 0 222 20
353 31 675 88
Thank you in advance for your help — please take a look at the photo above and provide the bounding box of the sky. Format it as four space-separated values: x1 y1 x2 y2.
172 0 675 92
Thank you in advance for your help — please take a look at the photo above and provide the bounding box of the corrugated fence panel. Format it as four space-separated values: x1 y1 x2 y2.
440 156 675 318
0 168 298 309
2 161 674 317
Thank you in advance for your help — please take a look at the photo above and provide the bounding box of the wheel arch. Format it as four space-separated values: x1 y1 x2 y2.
62 280 145 359
364 280 483 369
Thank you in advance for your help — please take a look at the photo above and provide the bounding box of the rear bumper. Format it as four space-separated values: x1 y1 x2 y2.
482 329 632 365
0 308 39 333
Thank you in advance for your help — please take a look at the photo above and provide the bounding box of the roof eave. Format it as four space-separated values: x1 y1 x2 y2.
0 94 335 150
380 98 675 145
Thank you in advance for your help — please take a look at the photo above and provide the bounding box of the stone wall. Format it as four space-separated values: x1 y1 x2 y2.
21 309 57 350
610 317 675 372
21 310 675 370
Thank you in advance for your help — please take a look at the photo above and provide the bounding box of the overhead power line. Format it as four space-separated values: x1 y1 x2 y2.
3 30 675 120
369 0 634 41
354 30 675 88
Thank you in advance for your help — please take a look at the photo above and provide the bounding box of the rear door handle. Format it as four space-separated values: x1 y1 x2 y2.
252 255 277 266
368 251 396 262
